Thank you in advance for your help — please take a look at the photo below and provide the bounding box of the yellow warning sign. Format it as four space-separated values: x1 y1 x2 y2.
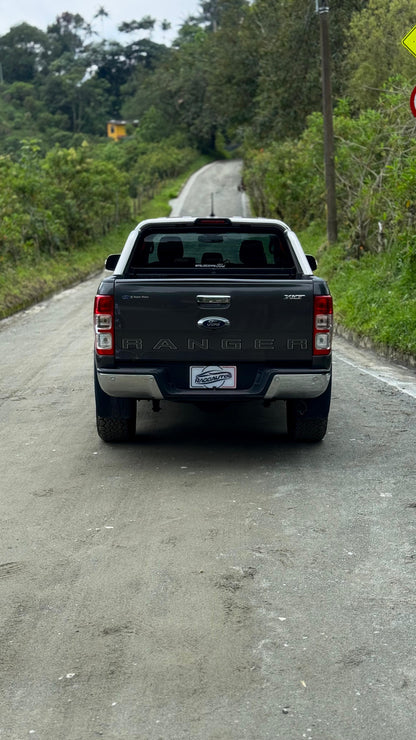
402 25 416 58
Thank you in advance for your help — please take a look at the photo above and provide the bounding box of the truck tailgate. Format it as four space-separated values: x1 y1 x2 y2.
114 280 314 363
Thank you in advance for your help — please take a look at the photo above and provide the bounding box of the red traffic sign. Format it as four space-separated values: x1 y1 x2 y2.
411 86 416 117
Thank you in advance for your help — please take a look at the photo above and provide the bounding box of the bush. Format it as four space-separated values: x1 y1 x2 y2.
244 81 416 358
0 135 197 266
244 79 416 257
96 132 196 208
243 111 324 228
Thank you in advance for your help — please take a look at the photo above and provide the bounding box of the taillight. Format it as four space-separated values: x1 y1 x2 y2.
94 294 114 355
313 295 333 355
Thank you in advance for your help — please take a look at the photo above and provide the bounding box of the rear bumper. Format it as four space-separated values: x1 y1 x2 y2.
97 368 331 401
264 373 330 399
97 372 164 399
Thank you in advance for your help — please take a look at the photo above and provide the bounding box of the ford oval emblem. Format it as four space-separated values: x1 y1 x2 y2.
198 316 230 330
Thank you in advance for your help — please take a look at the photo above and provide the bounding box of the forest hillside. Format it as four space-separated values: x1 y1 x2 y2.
1 0 416 360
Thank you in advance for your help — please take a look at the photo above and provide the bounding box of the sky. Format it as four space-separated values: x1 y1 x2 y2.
0 1 201 44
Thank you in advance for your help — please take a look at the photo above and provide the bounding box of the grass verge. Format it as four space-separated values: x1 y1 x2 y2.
0 155 212 320
299 222 416 362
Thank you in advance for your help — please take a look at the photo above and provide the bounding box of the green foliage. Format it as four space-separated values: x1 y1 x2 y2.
96 132 197 209
121 0 256 152
0 0 409 153
0 131 198 272
0 12 170 145
244 76 416 358
344 0 416 110
312 228 416 357
0 154 211 319
2 0 416 360
0 23 49 83
244 78 416 253
243 111 325 227
334 82 416 258
0 140 130 264
246 0 366 144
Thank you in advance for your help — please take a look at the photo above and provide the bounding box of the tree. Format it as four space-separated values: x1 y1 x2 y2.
46 12 92 59
344 0 416 109
245 0 368 143
93 6 109 38
122 0 255 151
41 57 112 134
198 1 220 31
0 23 49 83
118 16 156 36
90 33 169 118
202 0 256 135
89 40 134 116
94 6 109 21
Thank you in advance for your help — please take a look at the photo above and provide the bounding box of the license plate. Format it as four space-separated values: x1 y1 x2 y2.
190 365 237 389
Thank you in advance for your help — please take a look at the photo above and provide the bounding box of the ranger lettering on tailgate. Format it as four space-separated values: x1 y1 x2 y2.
120 337 309 351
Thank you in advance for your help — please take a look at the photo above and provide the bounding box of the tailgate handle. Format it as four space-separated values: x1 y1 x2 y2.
197 294 231 307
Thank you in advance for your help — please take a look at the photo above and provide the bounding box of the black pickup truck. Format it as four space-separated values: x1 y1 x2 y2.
94 216 333 442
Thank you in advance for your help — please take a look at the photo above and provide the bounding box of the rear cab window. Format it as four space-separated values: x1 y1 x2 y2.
125 224 297 278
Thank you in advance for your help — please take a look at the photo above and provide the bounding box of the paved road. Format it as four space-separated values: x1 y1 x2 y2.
1 162 415 739
170 159 250 218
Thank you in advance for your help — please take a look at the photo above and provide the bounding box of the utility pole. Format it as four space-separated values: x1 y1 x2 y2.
316 1 337 243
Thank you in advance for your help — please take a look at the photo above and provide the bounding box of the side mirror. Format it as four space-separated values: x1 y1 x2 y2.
306 254 317 271
105 254 120 271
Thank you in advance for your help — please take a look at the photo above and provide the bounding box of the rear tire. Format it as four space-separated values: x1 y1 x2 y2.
286 411 328 442
286 378 331 443
96 414 136 443
94 367 137 442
